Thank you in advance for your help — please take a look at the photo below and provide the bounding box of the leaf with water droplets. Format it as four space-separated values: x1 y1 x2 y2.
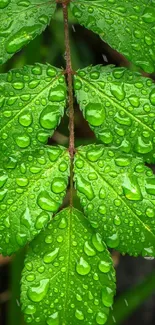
74 144 155 257
70 0 155 73
0 0 56 64
0 64 67 155
21 207 116 325
0 146 70 255
74 65 155 163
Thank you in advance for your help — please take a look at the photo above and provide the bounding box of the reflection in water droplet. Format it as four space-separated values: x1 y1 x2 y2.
76 257 91 275
98 260 111 273
39 105 59 129
37 191 59 212
47 312 59 325
15 134 30 148
102 286 113 307
76 176 94 200
122 175 142 201
27 279 49 302
106 233 120 248
49 85 66 102
51 177 67 194
75 309 84 320
92 233 105 252
85 103 105 126
43 248 59 264
84 241 96 256
96 311 107 325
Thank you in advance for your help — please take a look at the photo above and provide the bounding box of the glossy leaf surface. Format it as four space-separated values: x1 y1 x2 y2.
74 144 155 257
0 64 67 155
0 0 56 64
70 0 155 73
0 146 70 255
21 207 116 325
74 65 155 163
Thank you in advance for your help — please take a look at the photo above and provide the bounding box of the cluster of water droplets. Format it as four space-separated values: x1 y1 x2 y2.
21 208 116 325
0 64 66 156
71 0 155 73
0 146 70 255
74 144 155 257
74 65 155 163
0 0 56 64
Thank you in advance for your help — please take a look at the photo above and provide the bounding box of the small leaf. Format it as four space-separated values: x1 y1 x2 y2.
70 0 155 73
74 144 155 257
0 64 67 155
0 146 70 255
0 0 56 64
21 207 116 325
74 65 155 163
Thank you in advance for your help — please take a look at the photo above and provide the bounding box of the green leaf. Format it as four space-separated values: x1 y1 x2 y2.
74 144 155 257
70 0 155 73
0 64 67 155
0 0 56 64
21 207 116 325
0 146 70 255
74 65 155 163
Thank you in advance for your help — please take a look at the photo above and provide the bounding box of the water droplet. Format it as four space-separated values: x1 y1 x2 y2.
58 217 67 229
96 312 107 325
72 6 82 18
43 248 59 264
123 175 142 201
6 25 41 54
75 309 84 320
114 112 131 126
128 95 140 108
27 279 49 302
98 260 111 273
19 112 32 127
150 89 155 105
49 85 66 102
15 134 30 148
142 7 155 23
92 233 105 252
85 103 105 126
76 257 91 275
35 212 50 230
12 82 24 90
0 170 8 188
102 286 113 307
26 274 35 282
76 176 94 200
86 147 103 162
0 0 10 7
47 67 57 77
16 177 29 187
75 159 84 169
106 233 120 248
146 207 154 218
134 136 153 154
90 71 100 79
145 178 155 195
47 147 61 162
98 130 113 144
47 312 59 325
39 105 59 129
115 156 130 167
39 14 48 24
74 79 82 90
51 177 67 194
111 84 125 101
37 191 59 212
0 188 7 201
32 65 42 75
4 156 17 169
24 304 36 315
84 241 96 256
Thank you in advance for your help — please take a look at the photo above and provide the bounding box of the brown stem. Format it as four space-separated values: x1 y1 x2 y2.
62 1 74 206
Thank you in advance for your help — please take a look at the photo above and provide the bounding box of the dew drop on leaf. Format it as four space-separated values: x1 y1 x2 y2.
76 257 91 275
27 279 49 302
85 103 105 126
37 191 59 212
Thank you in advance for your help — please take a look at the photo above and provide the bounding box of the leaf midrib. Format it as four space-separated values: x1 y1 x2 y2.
78 150 155 240
77 75 155 135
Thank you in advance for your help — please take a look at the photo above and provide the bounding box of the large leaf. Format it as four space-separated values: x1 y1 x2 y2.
21 207 116 325
0 64 67 156
74 65 155 163
0 0 56 64
0 146 70 255
74 144 155 257
70 0 155 73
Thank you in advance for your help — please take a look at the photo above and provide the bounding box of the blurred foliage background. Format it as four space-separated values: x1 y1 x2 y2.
0 7 155 325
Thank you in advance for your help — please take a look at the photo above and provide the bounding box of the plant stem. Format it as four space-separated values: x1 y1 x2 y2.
62 1 74 206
